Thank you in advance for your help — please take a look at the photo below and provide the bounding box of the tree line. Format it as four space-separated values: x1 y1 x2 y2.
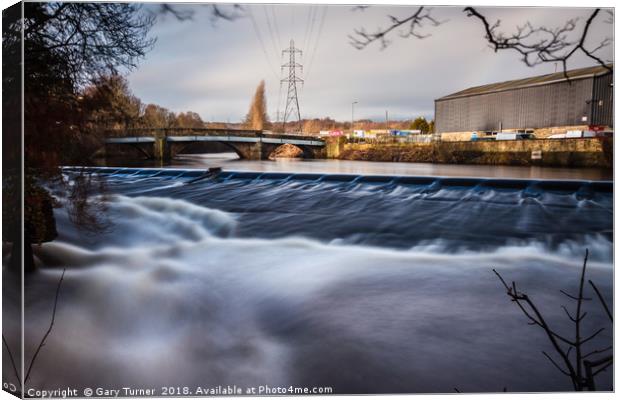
296 116 435 134
3 3 159 271
82 74 206 136
242 81 435 134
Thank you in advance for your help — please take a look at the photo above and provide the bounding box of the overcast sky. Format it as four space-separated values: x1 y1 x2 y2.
126 4 614 122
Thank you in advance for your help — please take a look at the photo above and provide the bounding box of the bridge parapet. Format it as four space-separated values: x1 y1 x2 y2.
105 128 321 140
106 127 264 137
103 128 325 161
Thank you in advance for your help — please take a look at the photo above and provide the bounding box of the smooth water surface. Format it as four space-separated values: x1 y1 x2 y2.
100 153 613 181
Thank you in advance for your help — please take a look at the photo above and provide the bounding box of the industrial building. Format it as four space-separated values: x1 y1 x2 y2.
434 64 613 141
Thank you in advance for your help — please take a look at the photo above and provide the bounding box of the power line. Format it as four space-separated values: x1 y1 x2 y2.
248 7 279 81
305 6 328 81
270 5 282 50
307 6 319 55
299 6 315 99
302 5 315 53
263 6 281 63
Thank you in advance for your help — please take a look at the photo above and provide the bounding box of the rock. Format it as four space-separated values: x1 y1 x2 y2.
269 143 304 160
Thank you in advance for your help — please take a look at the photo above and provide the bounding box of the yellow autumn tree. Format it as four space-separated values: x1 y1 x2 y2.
244 80 270 130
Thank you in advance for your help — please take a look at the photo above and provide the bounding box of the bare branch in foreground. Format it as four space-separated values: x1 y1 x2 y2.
24 268 66 384
588 279 612 322
493 249 613 391
157 3 245 23
463 7 612 79
349 6 443 50
2 335 21 390
493 268 579 389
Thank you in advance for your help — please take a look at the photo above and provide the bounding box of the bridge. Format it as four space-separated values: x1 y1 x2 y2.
104 128 325 161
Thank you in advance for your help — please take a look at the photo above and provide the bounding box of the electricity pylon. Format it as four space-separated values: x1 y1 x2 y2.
281 39 303 133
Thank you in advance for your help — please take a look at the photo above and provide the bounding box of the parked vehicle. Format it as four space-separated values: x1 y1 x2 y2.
548 130 612 139
566 130 584 138
496 132 535 140
495 132 517 140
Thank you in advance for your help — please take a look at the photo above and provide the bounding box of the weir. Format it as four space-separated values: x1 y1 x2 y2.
29 166 616 393
60 165 613 254
63 166 613 193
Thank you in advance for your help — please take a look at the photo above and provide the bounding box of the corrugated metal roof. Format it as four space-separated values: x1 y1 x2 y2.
437 64 613 101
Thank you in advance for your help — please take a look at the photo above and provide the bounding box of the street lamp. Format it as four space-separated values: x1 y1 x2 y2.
351 101 358 135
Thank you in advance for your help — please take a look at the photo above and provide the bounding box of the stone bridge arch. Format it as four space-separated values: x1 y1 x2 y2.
167 141 324 161
103 129 325 161
169 141 246 159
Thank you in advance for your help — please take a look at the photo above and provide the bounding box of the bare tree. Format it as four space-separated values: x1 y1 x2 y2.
463 7 613 78
349 6 443 50
156 3 245 23
64 172 111 236
493 250 612 391
349 6 613 77
24 3 156 86
2 3 160 275
3 269 66 393
244 80 270 130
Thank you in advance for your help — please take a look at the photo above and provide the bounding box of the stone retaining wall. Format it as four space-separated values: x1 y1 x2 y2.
326 137 612 168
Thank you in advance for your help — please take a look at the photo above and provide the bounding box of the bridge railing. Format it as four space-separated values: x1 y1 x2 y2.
105 127 264 137
103 128 324 142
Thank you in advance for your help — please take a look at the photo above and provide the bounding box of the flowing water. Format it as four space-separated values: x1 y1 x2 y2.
3 163 613 394
101 153 613 181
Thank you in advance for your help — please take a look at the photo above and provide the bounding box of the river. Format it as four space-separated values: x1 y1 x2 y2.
3 154 613 395
101 152 613 181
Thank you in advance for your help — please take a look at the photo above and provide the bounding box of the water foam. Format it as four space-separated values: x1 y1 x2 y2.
13 174 613 393
24 228 612 393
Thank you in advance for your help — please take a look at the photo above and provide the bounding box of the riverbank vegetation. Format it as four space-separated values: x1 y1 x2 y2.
3 3 157 273
83 74 207 136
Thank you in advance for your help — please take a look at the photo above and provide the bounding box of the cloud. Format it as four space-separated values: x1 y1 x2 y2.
127 5 614 122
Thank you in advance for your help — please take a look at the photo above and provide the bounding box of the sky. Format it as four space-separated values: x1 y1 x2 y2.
126 4 614 123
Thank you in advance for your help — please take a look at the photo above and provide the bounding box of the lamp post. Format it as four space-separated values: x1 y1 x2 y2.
351 101 358 135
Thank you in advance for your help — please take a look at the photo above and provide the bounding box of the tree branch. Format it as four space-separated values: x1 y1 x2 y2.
24 268 66 384
588 279 612 322
494 249 613 391
583 346 612 359
464 7 612 79
349 6 443 50
542 351 571 376
2 335 21 390
493 268 579 389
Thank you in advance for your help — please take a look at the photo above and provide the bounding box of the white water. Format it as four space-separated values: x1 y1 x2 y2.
6 191 612 394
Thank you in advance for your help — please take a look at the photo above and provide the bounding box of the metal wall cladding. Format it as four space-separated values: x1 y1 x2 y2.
435 77 605 132
591 73 613 127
